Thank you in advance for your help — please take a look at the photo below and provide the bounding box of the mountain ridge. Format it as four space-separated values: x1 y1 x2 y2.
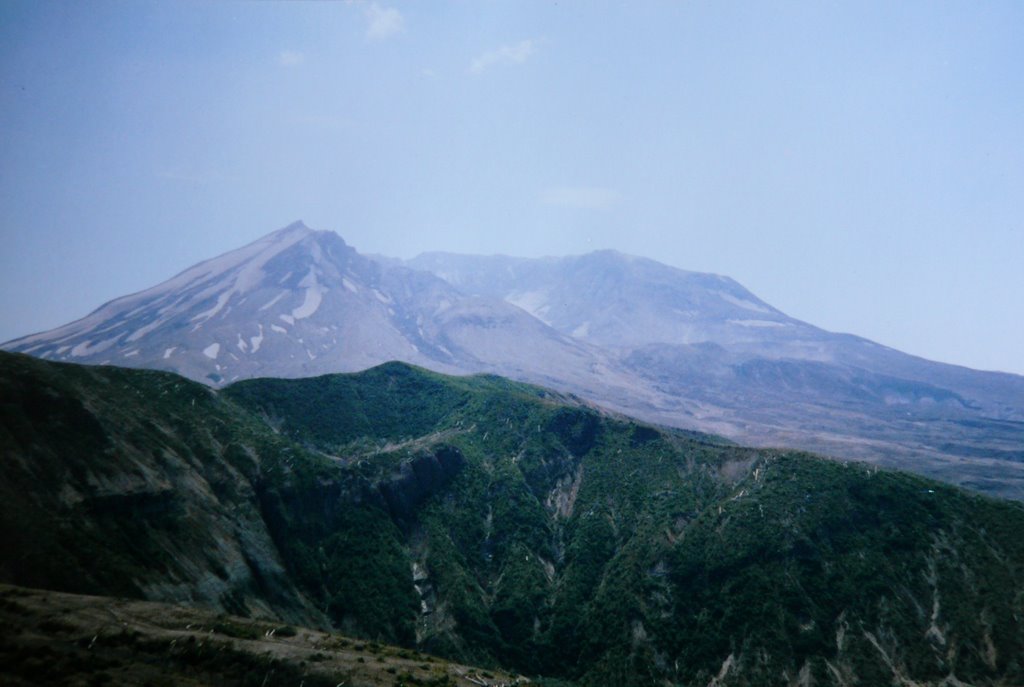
4 222 1022 499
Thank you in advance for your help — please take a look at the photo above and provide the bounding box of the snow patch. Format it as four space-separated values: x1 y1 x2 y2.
506 290 551 321
70 337 121 357
279 313 295 325
718 291 772 314
127 318 168 343
163 347 177 359
572 321 591 338
727 319 787 328
191 290 232 323
373 290 392 304
291 269 325 319
249 325 264 353
236 333 248 352
342 277 358 293
123 349 139 358
203 343 221 360
260 292 287 311
270 324 287 334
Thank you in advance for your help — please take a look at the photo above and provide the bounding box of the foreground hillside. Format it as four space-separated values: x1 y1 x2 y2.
2 351 1024 685
0 584 526 687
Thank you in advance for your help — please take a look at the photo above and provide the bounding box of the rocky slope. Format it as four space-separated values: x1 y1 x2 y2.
3 352 1023 686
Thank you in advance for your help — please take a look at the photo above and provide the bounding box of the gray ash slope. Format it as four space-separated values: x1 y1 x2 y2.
6 221 1023 498
408 250 1024 498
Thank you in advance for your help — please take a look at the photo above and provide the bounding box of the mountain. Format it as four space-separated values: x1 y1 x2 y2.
3 351 1024 686
3 222 594 386
0 350 328 626
3 222 649 425
408 250 801 349
407 250 1024 498
5 222 1023 499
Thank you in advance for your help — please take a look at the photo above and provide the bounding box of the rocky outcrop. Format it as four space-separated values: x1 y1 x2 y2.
378 445 466 526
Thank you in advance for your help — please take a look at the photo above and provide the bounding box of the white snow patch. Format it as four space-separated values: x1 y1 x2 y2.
373 290 392 304
572 321 591 338
718 291 772 314
291 269 325 319
342 277 358 293
506 290 551 321
57 345 70 354
123 349 139 358
126 318 169 343
279 313 295 325
203 343 221 360
434 270 461 285
163 347 177 359
270 324 287 334
70 337 121 357
236 334 248 352
260 292 287 311
727 319 787 328
249 325 264 353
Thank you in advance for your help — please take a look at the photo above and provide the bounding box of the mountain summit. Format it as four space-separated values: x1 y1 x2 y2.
10 222 401 383
5 222 1023 498
4 223 613 392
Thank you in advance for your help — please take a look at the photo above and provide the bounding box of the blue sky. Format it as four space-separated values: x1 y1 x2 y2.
1 1 1022 374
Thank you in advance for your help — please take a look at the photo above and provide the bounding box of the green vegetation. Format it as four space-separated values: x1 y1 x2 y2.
3 351 1024 686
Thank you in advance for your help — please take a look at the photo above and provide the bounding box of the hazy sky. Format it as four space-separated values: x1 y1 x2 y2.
1 1 1022 374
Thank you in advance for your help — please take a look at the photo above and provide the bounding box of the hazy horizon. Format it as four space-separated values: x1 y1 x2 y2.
2 2 1022 375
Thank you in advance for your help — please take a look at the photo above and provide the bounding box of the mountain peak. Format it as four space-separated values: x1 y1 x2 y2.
263 219 315 241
